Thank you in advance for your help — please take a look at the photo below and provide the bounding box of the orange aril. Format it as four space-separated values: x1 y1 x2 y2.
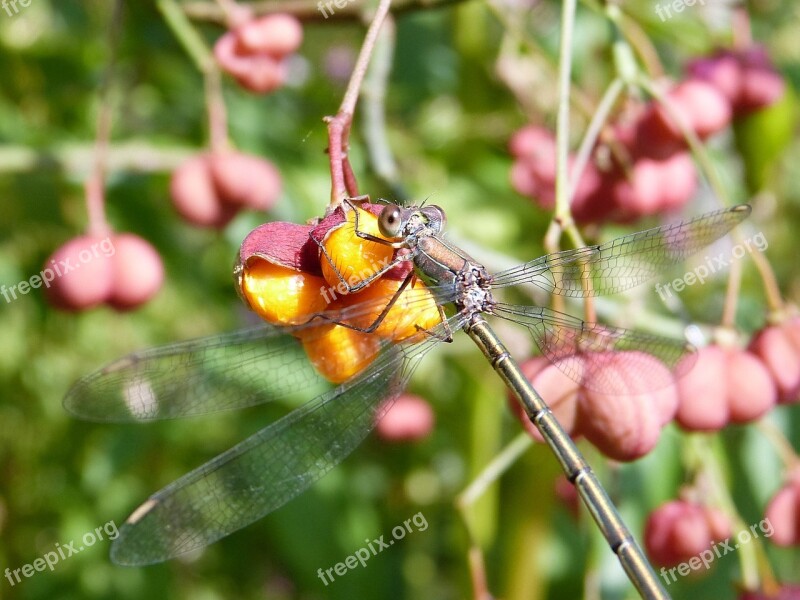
240 258 329 325
337 277 443 342
300 322 382 383
319 206 395 294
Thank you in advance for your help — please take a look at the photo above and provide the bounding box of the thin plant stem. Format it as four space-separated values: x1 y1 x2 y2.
86 0 125 237
748 246 784 313
158 0 229 153
157 0 215 72
613 9 664 78
456 433 532 600
639 76 785 313
720 254 742 328
567 75 623 224
688 435 778 593
547 0 598 322
205 68 230 153
756 419 800 472
485 0 595 120
325 0 394 209
552 0 577 226
362 15 408 201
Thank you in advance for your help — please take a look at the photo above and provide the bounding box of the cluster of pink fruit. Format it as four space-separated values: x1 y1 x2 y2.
524 315 800 582
676 315 800 432
518 316 800 550
509 351 679 462
170 151 282 228
645 462 800 575
214 13 303 93
510 44 784 223
169 12 297 228
46 14 301 313
44 233 163 311
644 498 733 569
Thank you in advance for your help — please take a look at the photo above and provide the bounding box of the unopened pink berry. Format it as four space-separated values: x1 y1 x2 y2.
675 345 729 430
236 14 303 56
726 348 778 423
170 154 239 228
657 80 731 140
44 235 115 311
210 152 282 211
749 317 800 404
577 351 676 461
376 393 435 442
645 500 732 567
765 480 800 547
676 345 776 431
108 234 164 310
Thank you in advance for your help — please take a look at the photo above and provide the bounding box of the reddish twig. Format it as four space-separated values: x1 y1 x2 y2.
324 0 393 209
183 0 464 23
86 0 124 237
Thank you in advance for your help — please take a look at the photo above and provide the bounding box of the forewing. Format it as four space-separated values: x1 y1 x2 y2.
64 326 328 422
64 286 452 422
491 205 751 297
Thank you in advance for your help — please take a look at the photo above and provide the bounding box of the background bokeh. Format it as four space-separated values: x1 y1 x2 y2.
1 1 799 599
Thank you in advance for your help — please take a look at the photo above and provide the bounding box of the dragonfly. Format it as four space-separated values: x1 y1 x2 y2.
65 199 750 600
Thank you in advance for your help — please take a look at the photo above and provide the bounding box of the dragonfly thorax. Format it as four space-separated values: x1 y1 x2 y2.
455 264 495 316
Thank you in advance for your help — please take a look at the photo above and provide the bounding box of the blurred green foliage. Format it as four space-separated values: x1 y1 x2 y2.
1 1 799 600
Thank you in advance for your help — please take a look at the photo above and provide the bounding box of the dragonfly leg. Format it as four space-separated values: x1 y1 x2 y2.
308 271 416 334
409 304 453 342
312 198 413 294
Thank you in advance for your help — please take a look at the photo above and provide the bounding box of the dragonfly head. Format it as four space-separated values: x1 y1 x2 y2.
378 203 446 239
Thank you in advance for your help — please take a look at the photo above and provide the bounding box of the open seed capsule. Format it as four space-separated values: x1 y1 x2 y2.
299 322 382 383
239 258 329 325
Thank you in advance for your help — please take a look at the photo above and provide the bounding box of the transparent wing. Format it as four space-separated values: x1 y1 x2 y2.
493 304 694 394
64 286 452 422
108 315 463 566
64 326 327 421
491 205 751 297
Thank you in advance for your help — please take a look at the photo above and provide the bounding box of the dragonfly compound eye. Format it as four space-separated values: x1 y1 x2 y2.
378 205 403 238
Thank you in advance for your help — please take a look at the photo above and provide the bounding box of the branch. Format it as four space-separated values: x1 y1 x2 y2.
182 0 465 23
324 0 393 209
